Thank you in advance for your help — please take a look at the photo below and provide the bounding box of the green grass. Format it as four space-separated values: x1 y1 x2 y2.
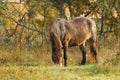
0 64 120 80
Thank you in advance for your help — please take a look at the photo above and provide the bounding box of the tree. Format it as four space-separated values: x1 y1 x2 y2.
0 0 52 48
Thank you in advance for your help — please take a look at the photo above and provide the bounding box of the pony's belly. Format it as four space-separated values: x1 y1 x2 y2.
68 31 91 47
68 39 85 47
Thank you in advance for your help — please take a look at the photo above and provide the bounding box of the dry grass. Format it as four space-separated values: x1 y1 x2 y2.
0 34 120 80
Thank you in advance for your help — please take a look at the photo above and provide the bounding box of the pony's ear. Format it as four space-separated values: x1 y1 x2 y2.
50 32 62 49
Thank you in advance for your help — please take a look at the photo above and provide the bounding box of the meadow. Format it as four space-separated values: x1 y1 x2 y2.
0 64 120 80
0 35 120 80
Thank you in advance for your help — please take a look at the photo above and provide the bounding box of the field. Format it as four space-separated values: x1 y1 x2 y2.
0 64 120 80
0 32 119 78
0 35 120 80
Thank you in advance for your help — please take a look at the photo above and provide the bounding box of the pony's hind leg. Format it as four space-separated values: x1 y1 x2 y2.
79 44 86 65
89 39 98 63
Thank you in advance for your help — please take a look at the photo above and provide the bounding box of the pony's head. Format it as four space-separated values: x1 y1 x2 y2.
50 32 63 66
52 47 63 66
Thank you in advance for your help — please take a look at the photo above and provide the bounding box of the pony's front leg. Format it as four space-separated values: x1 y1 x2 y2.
63 32 69 66
63 46 68 66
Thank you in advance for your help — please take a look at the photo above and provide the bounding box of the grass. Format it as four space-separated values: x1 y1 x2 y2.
0 35 120 80
0 48 120 80
0 64 120 80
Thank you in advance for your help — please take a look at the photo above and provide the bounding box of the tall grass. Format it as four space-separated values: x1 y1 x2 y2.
0 34 119 66
0 33 120 80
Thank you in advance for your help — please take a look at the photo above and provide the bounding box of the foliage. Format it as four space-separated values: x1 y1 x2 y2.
0 0 119 48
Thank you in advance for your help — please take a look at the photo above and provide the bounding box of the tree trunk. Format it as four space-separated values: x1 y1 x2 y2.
99 10 105 39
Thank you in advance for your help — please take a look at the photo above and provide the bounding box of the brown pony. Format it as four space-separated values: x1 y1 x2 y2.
49 17 98 66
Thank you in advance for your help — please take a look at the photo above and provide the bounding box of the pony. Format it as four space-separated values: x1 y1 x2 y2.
49 17 98 66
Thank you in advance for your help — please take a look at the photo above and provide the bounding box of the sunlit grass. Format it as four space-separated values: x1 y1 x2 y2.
0 64 120 80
